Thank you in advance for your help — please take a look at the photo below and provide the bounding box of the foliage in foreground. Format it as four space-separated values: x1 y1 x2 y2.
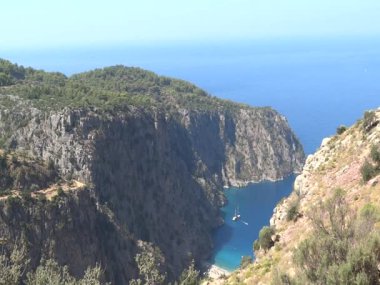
360 144 380 182
273 189 380 285
129 242 200 285
0 244 107 285
253 226 275 252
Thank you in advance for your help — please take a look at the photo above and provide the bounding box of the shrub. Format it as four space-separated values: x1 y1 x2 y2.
254 226 275 252
370 145 380 165
47 158 56 171
29 184 39 192
336 125 347 135
360 203 380 221
286 201 300 222
363 111 377 132
271 269 298 285
57 187 65 197
0 244 29 285
26 259 108 285
361 160 377 182
178 260 200 285
132 243 166 285
253 240 260 252
240 256 253 269
291 189 380 285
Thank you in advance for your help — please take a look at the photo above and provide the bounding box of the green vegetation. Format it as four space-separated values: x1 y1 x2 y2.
130 243 166 285
286 200 300 222
0 244 107 285
362 111 377 132
371 144 380 164
253 226 275 253
240 256 253 269
0 244 28 285
274 189 380 285
0 59 252 113
130 243 200 285
360 144 380 182
336 125 347 135
178 260 200 285
0 151 57 195
361 160 377 182
26 259 107 285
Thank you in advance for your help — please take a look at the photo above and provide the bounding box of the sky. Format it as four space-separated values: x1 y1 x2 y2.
1 0 380 49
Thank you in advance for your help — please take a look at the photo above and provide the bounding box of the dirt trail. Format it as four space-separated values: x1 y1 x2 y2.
0 180 86 201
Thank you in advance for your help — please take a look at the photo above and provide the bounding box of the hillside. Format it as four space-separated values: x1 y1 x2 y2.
220 108 380 285
0 59 304 284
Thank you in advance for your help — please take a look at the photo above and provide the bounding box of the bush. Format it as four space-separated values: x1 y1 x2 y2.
336 125 347 135
363 111 377 132
361 160 377 182
254 226 275 252
132 243 166 285
57 187 65 197
0 244 28 285
370 145 380 165
26 259 108 285
286 201 300 222
240 256 253 269
178 260 200 285
253 240 260 252
291 189 380 285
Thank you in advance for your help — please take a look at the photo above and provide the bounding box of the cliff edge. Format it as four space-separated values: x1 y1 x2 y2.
0 59 304 283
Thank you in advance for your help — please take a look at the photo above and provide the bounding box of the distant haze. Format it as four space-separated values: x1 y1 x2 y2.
2 0 380 49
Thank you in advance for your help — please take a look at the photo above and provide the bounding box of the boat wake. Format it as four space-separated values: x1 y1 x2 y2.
241 221 248 226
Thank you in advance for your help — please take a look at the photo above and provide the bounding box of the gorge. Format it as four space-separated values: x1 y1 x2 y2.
0 59 304 283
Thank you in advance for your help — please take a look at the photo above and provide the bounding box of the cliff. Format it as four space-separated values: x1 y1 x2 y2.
222 108 380 285
0 59 304 283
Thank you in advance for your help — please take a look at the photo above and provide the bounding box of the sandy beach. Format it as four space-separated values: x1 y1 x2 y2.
202 263 231 283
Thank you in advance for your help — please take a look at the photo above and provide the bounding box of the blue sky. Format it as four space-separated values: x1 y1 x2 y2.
2 0 380 49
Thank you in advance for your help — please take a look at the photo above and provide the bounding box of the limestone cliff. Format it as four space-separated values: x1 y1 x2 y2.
0 60 304 283
222 108 380 285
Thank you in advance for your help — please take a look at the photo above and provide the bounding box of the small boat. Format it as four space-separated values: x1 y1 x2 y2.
232 206 241 221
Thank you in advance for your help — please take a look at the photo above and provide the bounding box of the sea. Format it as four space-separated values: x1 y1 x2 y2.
2 36 380 270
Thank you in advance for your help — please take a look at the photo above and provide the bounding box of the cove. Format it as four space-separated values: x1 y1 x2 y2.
211 175 295 271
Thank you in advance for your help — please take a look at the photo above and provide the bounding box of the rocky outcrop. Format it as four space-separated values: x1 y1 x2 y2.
0 65 304 283
222 108 380 285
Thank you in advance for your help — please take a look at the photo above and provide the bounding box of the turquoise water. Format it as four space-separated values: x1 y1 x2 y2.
211 176 295 271
3 37 380 271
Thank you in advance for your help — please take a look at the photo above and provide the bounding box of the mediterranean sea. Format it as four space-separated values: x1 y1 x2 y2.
3 36 380 270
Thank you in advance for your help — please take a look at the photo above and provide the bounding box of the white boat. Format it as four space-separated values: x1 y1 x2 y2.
232 207 241 221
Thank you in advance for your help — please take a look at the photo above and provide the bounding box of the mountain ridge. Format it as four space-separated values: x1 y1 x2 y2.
0 59 304 284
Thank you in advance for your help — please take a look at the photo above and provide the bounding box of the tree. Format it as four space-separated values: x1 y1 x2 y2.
254 226 275 252
0 244 29 285
179 260 200 285
291 190 380 285
363 111 377 132
26 259 76 285
132 243 166 285
336 125 347 135
26 259 108 285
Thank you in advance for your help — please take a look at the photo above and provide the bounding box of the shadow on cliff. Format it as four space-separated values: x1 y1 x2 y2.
89 110 225 283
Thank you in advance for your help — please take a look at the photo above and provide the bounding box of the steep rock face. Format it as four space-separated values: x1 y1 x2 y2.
0 190 137 283
0 64 304 283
